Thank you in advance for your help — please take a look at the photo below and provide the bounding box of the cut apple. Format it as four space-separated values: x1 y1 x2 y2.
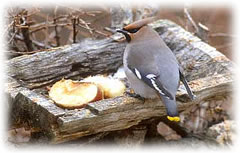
49 79 103 109
81 75 126 98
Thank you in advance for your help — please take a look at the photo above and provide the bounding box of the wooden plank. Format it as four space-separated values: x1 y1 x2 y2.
52 73 233 143
10 72 232 143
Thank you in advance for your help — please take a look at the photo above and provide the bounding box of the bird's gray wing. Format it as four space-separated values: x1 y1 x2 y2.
127 64 174 100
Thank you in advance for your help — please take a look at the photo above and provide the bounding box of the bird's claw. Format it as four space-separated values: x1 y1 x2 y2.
125 91 145 101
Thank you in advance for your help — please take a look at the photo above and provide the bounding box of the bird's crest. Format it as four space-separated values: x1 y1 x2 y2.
123 17 157 33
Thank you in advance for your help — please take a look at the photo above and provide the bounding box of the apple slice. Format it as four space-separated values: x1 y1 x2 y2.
81 75 126 98
49 79 103 109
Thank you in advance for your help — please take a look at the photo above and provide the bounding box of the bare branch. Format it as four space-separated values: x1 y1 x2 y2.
13 33 51 49
71 16 78 43
53 6 60 47
184 7 199 34
20 10 34 51
79 18 93 34
215 43 233 49
184 8 210 42
210 33 237 38
197 22 209 43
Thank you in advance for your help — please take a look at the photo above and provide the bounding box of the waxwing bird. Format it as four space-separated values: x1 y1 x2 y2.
117 17 195 122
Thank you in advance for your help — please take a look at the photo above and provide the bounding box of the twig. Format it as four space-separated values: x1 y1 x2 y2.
76 24 109 37
44 15 50 48
20 10 34 51
93 29 109 37
184 7 199 34
215 43 233 49
54 6 60 47
210 33 237 38
31 22 72 32
72 16 78 43
184 8 209 42
79 18 93 34
198 23 209 31
7 30 18 44
7 18 17 44
18 8 40 18
104 27 116 34
7 7 108 57
3 20 14 36
197 22 209 43
13 33 51 49
29 15 68 30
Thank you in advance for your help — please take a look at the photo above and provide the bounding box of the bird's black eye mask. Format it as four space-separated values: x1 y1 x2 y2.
123 27 141 33
116 29 131 42
117 27 141 42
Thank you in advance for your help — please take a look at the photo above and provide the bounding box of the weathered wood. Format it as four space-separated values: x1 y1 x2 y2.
7 72 232 143
53 73 233 143
6 19 234 143
7 40 125 89
7 20 233 89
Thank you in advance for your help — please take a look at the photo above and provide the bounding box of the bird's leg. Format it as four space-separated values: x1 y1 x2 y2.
125 89 145 101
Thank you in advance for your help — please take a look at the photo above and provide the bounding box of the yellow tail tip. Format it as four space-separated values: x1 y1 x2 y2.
167 116 180 122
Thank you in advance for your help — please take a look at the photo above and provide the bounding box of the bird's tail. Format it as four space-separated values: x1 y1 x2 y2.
179 70 196 100
160 96 180 122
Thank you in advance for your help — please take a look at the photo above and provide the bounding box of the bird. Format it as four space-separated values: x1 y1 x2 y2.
117 17 195 122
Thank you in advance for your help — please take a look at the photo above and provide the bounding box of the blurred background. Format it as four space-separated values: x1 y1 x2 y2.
6 5 232 59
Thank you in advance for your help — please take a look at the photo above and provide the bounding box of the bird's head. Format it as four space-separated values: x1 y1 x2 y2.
116 17 156 42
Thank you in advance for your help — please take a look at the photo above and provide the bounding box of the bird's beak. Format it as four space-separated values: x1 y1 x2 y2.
116 29 131 42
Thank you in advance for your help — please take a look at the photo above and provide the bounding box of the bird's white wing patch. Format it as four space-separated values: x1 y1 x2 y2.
128 66 173 100
134 68 142 79
150 79 165 95
146 73 171 99
146 74 156 79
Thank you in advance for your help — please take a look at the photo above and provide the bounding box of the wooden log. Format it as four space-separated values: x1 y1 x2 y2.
7 40 126 89
7 20 233 89
6 19 234 143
